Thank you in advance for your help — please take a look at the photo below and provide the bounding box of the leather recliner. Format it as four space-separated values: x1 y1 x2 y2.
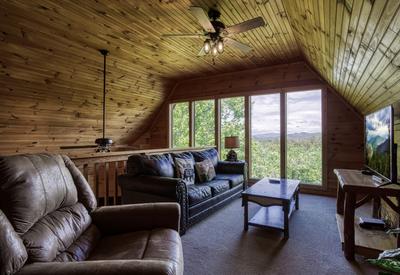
0 154 184 275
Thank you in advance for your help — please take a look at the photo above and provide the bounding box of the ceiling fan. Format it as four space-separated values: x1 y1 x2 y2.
162 6 265 56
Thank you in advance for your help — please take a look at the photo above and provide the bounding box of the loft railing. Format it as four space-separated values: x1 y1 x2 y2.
70 146 213 206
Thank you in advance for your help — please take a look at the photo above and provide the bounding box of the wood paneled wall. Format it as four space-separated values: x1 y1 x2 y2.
139 62 364 195
325 87 364 194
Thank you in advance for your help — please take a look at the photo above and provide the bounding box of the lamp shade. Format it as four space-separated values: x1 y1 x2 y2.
225 136 240 149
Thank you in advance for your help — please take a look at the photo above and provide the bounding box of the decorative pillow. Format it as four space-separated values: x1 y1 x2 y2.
191 148 219 168
174 157 195 186
195 159 216 183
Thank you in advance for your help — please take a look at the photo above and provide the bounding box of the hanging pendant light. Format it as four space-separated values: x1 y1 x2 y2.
95 49 113 152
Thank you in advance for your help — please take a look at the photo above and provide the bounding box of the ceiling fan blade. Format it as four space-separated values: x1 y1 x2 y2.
161 33 205 38
197 46 206 56
59 145 97 149
225 17 265 35
189 6 216 33
224 38 253 54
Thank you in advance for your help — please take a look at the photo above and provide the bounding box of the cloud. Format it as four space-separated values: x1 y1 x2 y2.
251 90 321 135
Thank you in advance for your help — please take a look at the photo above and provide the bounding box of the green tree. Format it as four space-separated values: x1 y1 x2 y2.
221 97 245 160
171 102 189 147
194 100 215 146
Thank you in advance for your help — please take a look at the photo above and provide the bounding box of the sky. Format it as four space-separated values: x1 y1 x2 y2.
251 90 322 135
366 105 390 140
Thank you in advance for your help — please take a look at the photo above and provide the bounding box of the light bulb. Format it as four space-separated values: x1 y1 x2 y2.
212 45 218 56
204 40 211 54
217 40 224 53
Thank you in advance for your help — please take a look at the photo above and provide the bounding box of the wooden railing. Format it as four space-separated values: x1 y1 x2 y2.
70 146 214 206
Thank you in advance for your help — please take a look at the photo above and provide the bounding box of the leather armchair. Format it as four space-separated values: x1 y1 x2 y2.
0 154 183 275
118 175 188 234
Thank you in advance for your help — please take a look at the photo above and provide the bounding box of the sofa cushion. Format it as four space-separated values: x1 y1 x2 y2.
205 180 230 196
191 148 219 168
88 228 182 263
126 154 143 176
187 185 212 206
55 224 101 262
140 154 175 178
171 152 194 161
195 159 216 183
215 174 244 188
22 203 92 262
0 154 78 235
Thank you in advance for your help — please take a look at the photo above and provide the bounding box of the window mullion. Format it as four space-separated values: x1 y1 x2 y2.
280 92 287 179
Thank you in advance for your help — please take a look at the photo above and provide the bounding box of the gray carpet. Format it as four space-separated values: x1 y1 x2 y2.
181 194 381 275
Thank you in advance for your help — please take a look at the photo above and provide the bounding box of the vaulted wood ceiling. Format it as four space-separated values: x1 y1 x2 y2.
284 0 400 114
0 0 399 153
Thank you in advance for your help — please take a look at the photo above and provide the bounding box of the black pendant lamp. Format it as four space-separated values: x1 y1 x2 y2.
95 49 113 152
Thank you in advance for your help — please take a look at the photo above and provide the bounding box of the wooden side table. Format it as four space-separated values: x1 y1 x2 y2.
334 169 400 260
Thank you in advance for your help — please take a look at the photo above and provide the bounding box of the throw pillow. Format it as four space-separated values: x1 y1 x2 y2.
195 159 216 183
174 157 195 186
191 148 219 168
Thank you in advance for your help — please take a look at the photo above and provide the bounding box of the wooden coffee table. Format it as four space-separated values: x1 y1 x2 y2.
242 178 300 238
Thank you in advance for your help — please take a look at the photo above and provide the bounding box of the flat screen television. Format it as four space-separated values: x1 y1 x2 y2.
365 105 393 182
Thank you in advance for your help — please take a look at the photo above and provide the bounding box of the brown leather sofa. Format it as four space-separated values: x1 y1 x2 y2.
0 154 184 275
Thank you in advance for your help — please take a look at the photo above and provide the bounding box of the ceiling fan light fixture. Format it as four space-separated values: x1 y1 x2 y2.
204 40 211 54
217 39 224 53
211 44 218 56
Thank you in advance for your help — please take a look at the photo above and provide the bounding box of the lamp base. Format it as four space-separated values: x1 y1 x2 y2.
226 149 238 162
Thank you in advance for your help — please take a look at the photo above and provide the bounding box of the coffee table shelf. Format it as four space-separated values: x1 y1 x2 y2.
249 201 296 230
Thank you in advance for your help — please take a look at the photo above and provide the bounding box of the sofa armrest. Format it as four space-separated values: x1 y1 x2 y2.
91 203 180 234
18 260 181 275
118 174 189 235
118 174 182 199
216 161 247 176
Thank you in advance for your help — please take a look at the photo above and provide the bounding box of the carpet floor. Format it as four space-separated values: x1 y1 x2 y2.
181 194 381 275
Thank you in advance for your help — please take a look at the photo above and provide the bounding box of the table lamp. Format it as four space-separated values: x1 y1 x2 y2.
225 136 240 161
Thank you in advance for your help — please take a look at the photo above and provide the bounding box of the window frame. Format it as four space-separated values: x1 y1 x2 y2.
168 86 327 191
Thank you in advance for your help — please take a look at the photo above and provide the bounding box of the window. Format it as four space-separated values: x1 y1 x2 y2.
286 90 322 184
194 100 215 146
251 94 281 178
220 97 245 160
171 102 189 148
168 89 324 187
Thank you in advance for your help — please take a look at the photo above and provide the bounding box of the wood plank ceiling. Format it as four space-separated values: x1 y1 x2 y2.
0 0 300 153
283 0 400 114
0 0 399 153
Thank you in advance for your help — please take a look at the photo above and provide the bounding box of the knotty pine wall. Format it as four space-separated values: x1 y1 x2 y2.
139 62 364 195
